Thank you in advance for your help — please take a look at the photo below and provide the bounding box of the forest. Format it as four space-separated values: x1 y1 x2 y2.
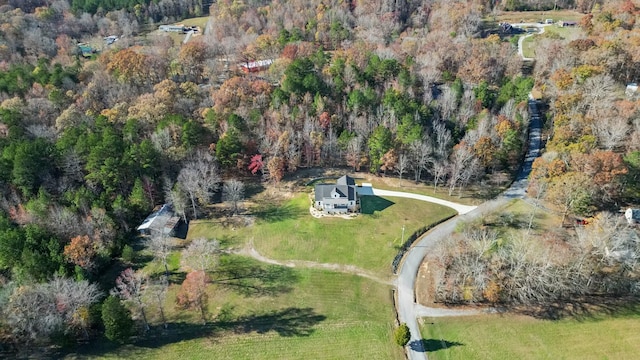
0 0 639 354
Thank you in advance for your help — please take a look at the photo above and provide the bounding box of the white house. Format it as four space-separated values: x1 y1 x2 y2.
314 175 359 213
625 208 640 225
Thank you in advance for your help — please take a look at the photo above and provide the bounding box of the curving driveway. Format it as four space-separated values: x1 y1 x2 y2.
395 97 545 360
514 23 551 61
371 189 477 215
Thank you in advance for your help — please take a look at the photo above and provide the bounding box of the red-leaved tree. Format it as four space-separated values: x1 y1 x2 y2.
248 154 263 175
176 270 209 324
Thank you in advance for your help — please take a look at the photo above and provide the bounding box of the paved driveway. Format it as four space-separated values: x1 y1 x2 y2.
395 98 545 360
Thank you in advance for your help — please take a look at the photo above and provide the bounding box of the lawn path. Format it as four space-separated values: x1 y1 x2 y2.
234 241 394 286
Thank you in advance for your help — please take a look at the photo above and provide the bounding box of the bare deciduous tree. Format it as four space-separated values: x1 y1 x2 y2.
181 238 220 272
409 139 433 182
396 152 409 180
447 145 479 196
3 277 101 342
48 276 102 338
147 234 173 277
177 150 221 219
147 275 169 329
222 179 245 215
112 268 149 331
591 115 629 151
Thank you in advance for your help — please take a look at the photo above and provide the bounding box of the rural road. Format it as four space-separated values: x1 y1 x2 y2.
395 97 544 360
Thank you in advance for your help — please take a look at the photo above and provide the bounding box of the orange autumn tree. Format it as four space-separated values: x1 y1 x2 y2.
176 270 209 324
64 235 96 270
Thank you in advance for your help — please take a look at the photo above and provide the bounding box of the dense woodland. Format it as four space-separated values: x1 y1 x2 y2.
0 0 639 352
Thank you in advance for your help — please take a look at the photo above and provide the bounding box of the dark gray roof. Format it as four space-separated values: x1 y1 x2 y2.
336 175 355 186
315 184 356 201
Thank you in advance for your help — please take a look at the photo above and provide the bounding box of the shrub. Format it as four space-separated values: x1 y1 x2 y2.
101 296 134 343
121 244 135 263
394 323 411 346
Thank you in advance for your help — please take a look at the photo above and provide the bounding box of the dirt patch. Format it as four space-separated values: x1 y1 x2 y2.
416 258 439 306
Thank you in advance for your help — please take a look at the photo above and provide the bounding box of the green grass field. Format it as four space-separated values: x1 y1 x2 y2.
421 313 640 360
522 24 584 58
148 16 209 45
488 10 585 24
68 262 404 360
188 192 456 277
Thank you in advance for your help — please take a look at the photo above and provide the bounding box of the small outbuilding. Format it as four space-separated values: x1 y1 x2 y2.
137 204 180 236
625 208 640 225
239 59 274 73
159 24 187 33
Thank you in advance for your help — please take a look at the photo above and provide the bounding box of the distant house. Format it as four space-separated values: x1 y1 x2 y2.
77 43 96 58
239 59 274 73
137 204 180 236
559 20 577 27
159 24 186 33
314 175 359 213
625 208 640 225
104 35 118 45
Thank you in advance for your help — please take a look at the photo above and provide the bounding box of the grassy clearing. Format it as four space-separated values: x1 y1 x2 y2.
188 192 456 277
487 10 585 24
522 24 584 58
483 199 561 234
420 313 640 360
69 261 404 360
147 15 209 44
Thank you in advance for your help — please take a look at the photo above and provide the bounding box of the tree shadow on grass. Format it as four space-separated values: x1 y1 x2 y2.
409 339 463 352
217 307 326 337
360 196 394 215
213 256 299 296
60 308 325 358
244 182 266 198
253 203 301 222
518 296 640 321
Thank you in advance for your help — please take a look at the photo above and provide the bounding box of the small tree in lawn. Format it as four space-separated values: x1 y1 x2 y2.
102 296 134 344
181 237 220 272
176 270 209 324
111 268 149 332
148 234 172 277
148 275 169 329
222 179 244 215
394 323 411 346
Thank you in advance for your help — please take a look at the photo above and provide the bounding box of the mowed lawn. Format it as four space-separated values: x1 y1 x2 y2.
421 314 640 360
189 192 456 277
71 264 404 360
522 24 583 58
